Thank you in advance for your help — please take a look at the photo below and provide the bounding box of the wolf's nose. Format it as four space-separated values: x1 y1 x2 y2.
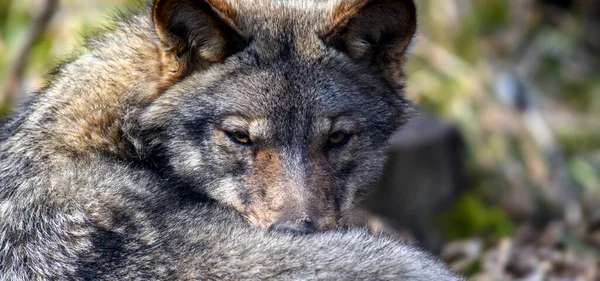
268 216 315 235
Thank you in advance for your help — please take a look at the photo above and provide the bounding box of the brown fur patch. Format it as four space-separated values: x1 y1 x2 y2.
241 148 292 227
326 1 371 33
236 146 341 230
40 26 168 157
205 0 240 34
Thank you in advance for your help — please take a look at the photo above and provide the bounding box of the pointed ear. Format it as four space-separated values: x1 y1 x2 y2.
322 0 417 87
152 0 247 81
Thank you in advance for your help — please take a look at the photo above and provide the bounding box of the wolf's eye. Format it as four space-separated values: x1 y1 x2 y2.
327 131 351 147
227 131 252 145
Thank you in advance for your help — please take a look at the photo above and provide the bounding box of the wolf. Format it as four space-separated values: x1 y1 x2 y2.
0 0 463 279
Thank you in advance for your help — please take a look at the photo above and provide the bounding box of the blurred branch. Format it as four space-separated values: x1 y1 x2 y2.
1 0 58 114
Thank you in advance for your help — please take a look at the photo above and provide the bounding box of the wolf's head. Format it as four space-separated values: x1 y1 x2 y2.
137 0 417 234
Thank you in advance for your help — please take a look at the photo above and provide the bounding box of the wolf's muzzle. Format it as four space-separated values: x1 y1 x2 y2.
268 216 316 235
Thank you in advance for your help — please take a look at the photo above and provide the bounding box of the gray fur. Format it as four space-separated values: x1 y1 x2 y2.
0 0 462 280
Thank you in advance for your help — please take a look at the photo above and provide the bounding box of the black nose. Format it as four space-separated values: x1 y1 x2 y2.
268 216 315 235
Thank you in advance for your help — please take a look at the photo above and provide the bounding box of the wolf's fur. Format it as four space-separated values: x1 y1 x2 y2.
0 0 462 280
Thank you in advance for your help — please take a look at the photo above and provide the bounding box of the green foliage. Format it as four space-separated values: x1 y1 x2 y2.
437 193 515 241
569 157 600 194
464 258 482 277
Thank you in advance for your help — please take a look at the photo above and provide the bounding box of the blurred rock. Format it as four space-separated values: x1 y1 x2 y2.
441 238 483 272
585 216 600 248
506 246 541 279
536 221 566 248
362 115 466 252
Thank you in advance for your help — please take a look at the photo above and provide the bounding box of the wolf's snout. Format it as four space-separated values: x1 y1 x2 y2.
268 216 315 235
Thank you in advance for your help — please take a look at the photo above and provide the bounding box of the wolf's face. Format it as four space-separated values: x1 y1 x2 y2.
138 0 416 233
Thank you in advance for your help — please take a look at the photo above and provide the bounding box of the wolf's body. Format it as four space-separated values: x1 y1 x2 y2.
0 0 462 280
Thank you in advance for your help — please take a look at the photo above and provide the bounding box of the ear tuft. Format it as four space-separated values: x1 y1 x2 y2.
152 0 247 81
322 0 417 87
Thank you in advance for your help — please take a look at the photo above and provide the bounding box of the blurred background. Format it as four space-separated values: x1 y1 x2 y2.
0 0 598 280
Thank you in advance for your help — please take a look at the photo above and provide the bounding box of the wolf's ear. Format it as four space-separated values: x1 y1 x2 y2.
152 0 247 79
322 0 417 87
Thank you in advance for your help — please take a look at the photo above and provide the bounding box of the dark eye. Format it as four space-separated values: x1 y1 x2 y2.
227 131 252 145
327 131 351 147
